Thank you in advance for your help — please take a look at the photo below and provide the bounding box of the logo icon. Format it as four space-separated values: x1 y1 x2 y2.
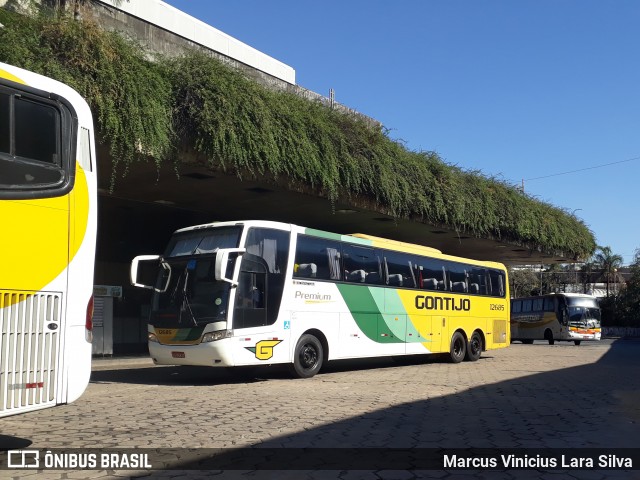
245 339 282 360
8 450 40 469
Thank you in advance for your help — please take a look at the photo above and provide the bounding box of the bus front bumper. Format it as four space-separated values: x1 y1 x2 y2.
149 339 235 367
568 329 601 341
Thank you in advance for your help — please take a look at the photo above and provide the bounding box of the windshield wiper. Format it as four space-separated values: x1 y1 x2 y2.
178 267 198 326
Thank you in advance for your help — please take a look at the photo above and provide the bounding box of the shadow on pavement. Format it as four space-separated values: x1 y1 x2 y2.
122 338 640 476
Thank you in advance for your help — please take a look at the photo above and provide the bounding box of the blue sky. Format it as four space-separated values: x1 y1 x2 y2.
165 0 640 265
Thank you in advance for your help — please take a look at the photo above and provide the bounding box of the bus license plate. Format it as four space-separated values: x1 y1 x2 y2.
171 351 185 358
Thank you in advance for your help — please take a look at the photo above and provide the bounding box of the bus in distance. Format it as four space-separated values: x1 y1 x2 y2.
131 220 510 378
510 293 601 345
0 62 97 417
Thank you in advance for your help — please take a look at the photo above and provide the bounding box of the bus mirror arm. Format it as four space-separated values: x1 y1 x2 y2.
215 248 246 287
131 255 163 290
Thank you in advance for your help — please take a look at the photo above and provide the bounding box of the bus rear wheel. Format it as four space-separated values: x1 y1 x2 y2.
465 331 482 362
289 334 323 378
449 331 466 363
574 340 582 345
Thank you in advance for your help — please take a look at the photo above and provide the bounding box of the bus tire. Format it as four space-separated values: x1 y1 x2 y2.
574 340 581 345
544 330 555 345
289 334 323 379
522 339 534 344
449 331 466 364
465 331 482 362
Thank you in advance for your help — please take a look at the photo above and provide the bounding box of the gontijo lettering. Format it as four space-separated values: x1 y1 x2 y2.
415 295 471 311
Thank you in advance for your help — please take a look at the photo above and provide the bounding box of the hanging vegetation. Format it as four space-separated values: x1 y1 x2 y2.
0 7 596 259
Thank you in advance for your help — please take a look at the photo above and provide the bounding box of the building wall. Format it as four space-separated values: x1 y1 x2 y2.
89 0 379 126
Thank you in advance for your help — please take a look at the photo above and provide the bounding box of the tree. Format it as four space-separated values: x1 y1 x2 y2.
592 246 624 297
615 249 640 327
509 267 540 298
542 264 566 294
579 260 596 294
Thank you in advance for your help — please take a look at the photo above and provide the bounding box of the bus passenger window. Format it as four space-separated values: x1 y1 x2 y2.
415 258 444 290
383 251 415 288
533 298 544 312
512 300 522 313
488 270 506 297
294 235 342 281
446 261 468 293
469 267 489 295
342 244 382 285
544 297 555 312
14 97 59 165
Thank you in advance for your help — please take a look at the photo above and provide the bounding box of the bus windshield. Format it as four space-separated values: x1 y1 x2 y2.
151 226 242 327
566 296 601 327
151 256 231 327
567 305 601 327
164 226 241 257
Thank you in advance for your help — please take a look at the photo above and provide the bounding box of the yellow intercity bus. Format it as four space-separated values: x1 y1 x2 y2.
131 221 510 377
0 62 97 417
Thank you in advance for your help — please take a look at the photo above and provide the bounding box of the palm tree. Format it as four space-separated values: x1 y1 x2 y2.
593 246 624 297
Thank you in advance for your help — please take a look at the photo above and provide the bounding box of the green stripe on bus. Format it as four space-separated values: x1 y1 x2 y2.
304 228 344 241
336 284 404 344
304 228 373 246
174 327 205 341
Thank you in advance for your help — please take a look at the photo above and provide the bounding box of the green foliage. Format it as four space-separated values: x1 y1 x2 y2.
0 8 173 186
0 8 597 259
611 249 640 327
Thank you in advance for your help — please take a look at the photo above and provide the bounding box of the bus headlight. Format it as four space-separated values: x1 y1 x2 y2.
148 332 159 343
202 330 232 343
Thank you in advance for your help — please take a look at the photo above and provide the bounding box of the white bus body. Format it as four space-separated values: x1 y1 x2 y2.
132 220 510 377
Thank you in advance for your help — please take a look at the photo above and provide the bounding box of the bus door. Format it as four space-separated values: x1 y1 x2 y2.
232 227 290 365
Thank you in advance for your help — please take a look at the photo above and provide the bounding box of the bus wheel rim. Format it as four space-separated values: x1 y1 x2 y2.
300 344 317 369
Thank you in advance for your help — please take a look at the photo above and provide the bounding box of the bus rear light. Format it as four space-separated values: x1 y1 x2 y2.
85 295 94 343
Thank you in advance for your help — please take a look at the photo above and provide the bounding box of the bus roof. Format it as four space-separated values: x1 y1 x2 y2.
173 220 506 270
349 233 442 256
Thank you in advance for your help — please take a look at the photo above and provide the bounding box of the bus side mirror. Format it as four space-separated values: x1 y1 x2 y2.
131 255 171 292
214 248 246 286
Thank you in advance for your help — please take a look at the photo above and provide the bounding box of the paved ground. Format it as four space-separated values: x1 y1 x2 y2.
1 339 639 479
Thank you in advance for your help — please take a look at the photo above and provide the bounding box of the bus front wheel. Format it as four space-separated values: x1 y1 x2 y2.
289 334 324 379
544 330 555 345
574 340 582 345
449 331 466 363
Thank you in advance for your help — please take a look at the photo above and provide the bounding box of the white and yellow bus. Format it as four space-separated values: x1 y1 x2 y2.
0 62 97 417
510 293 601 346
131 221 510 377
